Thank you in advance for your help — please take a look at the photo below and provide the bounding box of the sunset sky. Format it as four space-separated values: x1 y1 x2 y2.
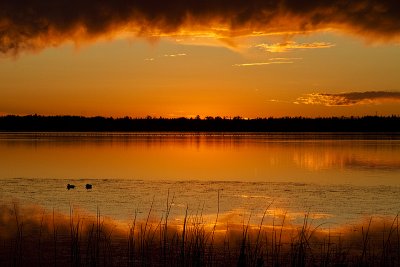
1 0 400 118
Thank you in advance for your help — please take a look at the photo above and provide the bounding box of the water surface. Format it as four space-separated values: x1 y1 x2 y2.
1 132 399 227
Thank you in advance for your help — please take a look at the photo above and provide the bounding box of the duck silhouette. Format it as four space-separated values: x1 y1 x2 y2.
85 183 93 190
67 184 76 190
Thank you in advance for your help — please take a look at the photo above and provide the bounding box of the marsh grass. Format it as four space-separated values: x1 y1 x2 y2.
0 203 399 267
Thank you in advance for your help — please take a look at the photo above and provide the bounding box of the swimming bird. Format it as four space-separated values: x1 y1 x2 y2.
85 183 92 190
67 184 76 190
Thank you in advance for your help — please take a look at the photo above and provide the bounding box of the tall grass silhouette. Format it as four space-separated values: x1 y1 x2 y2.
0 202 399 267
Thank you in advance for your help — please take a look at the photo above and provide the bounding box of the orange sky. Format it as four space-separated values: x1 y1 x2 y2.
1 1 400 118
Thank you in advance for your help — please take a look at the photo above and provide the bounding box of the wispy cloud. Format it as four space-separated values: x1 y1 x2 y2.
233 61 293 67
256 41 334 53
233 57 301 67
267 99 292 103
296 91 400 106
144 53 186 62
268 57 303 61
164 53 187 57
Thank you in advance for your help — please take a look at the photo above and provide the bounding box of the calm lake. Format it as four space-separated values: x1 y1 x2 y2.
1 132 399 227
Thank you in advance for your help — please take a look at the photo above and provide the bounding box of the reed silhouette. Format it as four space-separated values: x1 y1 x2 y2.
0 203 399 267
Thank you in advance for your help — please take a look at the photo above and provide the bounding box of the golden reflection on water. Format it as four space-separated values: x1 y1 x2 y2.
0 133 399 185
292 141 400 171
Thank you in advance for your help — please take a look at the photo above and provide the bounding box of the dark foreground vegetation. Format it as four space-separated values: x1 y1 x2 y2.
0 115 399 132
1 203 399 267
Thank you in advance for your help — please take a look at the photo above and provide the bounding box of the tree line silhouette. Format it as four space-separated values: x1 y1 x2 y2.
0 115 399 132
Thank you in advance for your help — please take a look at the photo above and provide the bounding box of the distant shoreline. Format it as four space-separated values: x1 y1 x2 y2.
0 115 399 132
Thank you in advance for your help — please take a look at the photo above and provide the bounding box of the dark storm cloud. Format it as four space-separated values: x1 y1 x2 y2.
1 0 400 55
297 91 400 106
